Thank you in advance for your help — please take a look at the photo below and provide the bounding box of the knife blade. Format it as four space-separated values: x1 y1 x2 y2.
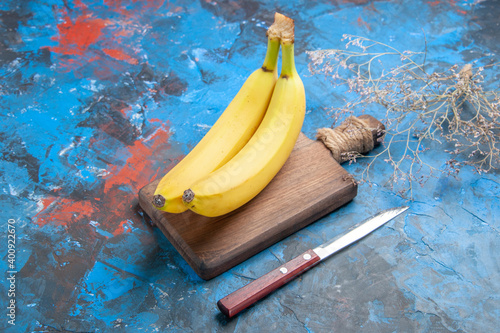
217 206 409 318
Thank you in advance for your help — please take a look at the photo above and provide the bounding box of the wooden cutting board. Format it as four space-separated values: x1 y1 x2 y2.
138 115 383 280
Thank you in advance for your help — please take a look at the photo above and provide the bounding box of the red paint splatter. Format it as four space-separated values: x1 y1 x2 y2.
113 220 132 236
104 0 131 7
35 198 96 227
118 105 133 117
43 196 58 208
73 0 90 10
144 0 167 11
357 16 371 31
102 48 138 65
427 0 468 14
47 0 180 77
103 124 170 194
50 14 109 55
47 4 143 77
34 121 173 237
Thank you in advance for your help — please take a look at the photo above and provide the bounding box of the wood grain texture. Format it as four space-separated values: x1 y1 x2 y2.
138 133 357 279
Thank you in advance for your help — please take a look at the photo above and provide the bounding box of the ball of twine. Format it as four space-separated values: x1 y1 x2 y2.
316 116 375 163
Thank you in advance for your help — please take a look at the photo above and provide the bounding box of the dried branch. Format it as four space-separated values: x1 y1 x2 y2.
307 35 499 198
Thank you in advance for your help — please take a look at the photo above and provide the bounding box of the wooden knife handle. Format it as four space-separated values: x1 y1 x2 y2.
217 249 321 318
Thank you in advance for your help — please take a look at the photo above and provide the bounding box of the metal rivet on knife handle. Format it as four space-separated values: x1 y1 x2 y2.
217 249 321 318
217 206 409 318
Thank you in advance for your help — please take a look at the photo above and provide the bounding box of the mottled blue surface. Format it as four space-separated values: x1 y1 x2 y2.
0 0 498 332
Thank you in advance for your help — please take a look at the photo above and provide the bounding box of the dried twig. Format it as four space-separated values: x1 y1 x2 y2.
307 35 499 198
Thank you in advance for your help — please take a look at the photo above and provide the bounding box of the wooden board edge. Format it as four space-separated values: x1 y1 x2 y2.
196 180 358 280
138 185 206 273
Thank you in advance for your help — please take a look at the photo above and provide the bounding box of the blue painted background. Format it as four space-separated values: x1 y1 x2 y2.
0 0 498 332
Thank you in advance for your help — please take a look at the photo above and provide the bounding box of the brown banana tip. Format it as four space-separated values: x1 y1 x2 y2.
152 194 166 208
182 189 194 203
267 12 295 42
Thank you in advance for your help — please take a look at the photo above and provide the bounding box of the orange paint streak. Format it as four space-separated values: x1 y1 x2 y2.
35 196 58 218
103 124 171 194
114 27 135 38
143 0 166 11
50 15 109 55
104 0 127 7
357 16 371 31
113 220 132 236
73 0 89 10
33 121 172 231
48 5 144 77
33 111 172 236
48 1 173 76
118 105 132 116
102 48 139 65
428 0 467 14
35 199 96 227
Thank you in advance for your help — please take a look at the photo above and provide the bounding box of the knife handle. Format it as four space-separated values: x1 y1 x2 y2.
217 249 321 318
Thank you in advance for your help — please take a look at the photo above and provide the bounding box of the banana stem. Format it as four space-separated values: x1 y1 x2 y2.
280 42 297 77
266 12 296 77
262 38 280 71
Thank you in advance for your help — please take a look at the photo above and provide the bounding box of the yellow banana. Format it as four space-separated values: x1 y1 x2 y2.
152 33 281 213
182 13 306 217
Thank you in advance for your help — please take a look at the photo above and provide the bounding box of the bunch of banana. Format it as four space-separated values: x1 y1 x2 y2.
152 19 281 213
154 12 306 218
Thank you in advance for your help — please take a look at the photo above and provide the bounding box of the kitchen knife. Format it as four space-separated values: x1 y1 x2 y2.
217 206 409 318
